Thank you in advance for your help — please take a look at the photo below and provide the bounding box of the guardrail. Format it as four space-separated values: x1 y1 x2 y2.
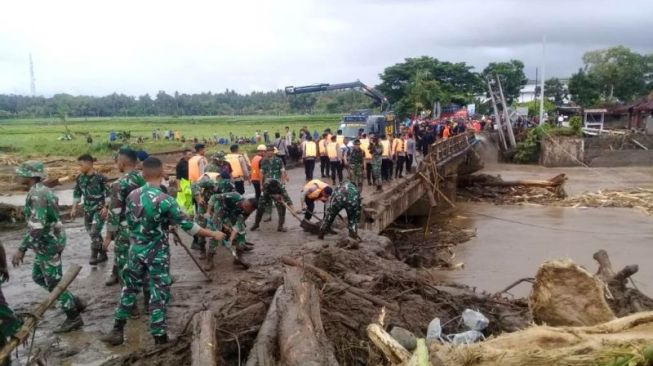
430 131 476 165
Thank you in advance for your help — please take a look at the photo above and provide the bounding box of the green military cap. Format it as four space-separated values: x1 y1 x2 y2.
212 151 226 161
16 160 46 178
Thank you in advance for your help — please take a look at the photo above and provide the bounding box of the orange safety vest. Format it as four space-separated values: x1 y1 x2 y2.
327 142 339 160
360 138 371 160
380 140 391 157
250 155 263 181
443 127 451 139
336 135 344 145
393 138 406 155
225 153 244 178
319 139 328 156
304 141 317 158
188 155 202 182
304 179 329 200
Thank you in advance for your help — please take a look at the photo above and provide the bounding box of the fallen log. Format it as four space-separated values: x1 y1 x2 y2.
245 268 339 366
280 255 398 311
190 310 217 366
467 173 567 188
367 323 411 364
0 264 82 363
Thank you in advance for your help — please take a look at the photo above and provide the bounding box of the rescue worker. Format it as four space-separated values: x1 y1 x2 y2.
392 133 407 178
175 149 193 214
327 135 343 184
71 154 109 265
250 145 266 200
318 181 361 241
360 134 373 186
0 240 22 366
103 148 146 286
206 151 231 177
188 144 207 183
190 173 234 259
335 129 345 145
301 134 318 181
101 157 225 346
369 137 383 191
250 146 292 232
12 161 85 333
205 192 257 270
225 144 250 195
380 135 392 182
348 139 365 191
319 132 330 178
300 179 332 222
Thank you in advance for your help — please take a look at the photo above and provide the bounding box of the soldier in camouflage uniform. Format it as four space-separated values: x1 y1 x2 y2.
205 192 257 270
11 161 85 333
347 139 365 191
71 154 109 265
103 148 146 286
101 157 224 346
190 174 235 259
369 136 384 191
318 181 362 240
205 151 231 178
250 145 293 231
0 241 22 366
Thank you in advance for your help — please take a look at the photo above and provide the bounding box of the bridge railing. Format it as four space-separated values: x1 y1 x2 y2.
430 131 475 165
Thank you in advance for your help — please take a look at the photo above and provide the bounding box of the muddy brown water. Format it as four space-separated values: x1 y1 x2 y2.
0 161 652 364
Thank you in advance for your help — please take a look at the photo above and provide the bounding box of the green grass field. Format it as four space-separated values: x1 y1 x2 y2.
0 115 340 159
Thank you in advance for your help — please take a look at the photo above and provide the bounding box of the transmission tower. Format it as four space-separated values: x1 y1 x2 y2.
29 53 36 96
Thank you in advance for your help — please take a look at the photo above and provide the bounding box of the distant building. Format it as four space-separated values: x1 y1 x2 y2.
518 79 570 104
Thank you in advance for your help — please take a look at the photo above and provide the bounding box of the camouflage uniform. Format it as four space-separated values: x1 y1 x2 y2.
206 152 231 177
369 143 383 186
19 182 78 316
320 182 361 238
115 184 201 337
73 172 109 253
0 241 21 360
252 179 292 230
259 155 286 217
107 170 146 278
207 192 247 256
348 147 365 189
191 175 235 234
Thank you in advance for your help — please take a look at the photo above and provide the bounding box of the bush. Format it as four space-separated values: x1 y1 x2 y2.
569 116 582 134
513 124 551 163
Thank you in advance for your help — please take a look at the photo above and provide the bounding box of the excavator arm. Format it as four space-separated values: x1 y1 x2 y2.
284 81 389 111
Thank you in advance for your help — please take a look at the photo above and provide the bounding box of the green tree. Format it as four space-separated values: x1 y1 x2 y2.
377 56 481 115
568 68 601 107
544 78 567 104
582 46 651 102
482 60 528 104
404 70 443 115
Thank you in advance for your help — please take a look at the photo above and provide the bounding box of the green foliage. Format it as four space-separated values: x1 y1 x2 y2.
569 116 582 134
516 99 556 117
377 56 482 116
582 46 652 102
513 124 549 163
482 60 528 104
544 78 568 104
568 68 602 107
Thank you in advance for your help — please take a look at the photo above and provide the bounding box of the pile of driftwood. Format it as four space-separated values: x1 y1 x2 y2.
562 188 653 215
458 174 568 205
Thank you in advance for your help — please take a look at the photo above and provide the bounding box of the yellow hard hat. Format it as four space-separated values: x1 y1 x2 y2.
257 144 266 151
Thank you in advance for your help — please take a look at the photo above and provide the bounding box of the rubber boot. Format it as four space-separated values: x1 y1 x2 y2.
105 265 119 286
54 312 83 333
143 289 150 315
190 235 201 250
89 248 98 265
317 229 325 240
203 253 215 271
154 334 168 345
100 319 126 346
277 206 287 232
92 249 108 265
349 230 361 241
250 209 263 231
74 296 87 313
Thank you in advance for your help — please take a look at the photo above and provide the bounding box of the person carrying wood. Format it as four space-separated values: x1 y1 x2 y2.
12 161 85 333
101 157 225 346
0 240 21 366
205 192 258 270
318 181 362 241
103 148 146 287
71 154 110 265
300 179 333 222
250 145 292 232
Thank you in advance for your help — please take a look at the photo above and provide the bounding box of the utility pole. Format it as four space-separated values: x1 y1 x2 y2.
496 75 517 148
29 53 36 96
487 78 507 151
539 36 546 125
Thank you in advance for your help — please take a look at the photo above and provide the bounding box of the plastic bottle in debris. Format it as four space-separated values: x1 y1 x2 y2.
450 330 484 345
426 318 442 340
462 309 489 331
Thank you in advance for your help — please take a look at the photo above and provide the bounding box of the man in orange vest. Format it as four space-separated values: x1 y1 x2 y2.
250 145 266 200
319 132 330 178
301 134 318 182
392 133 407 178
300 179 332 222
327 135 343 184
188 144 208 183
380 135 392 182
225 144 250 195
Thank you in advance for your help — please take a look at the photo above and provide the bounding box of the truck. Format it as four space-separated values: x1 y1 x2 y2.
284 81 400 140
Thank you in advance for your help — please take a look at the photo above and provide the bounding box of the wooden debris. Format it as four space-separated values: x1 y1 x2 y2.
562 188 653 215
191 310 217 366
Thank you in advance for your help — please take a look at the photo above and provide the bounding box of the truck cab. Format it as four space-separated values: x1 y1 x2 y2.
337 110 397 140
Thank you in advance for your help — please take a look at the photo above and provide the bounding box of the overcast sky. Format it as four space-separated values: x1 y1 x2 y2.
1 0 651 96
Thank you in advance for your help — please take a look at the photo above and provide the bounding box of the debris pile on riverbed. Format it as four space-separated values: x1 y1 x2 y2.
458 173 567 205
561 188 653 215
